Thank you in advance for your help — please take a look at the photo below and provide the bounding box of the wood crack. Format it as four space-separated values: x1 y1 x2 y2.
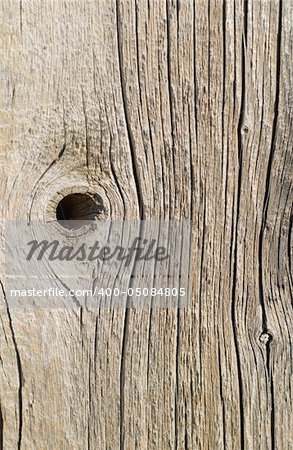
115 0 144 220
0 281 23 450
257 2 283 448
230 1 248 447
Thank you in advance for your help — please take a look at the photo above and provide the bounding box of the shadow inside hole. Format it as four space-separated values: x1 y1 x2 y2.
56 193 103 229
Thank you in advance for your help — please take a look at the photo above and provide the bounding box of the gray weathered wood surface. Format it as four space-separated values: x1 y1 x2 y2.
0 0 292 448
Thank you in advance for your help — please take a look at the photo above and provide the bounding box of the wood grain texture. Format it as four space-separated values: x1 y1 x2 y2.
0 0 292 449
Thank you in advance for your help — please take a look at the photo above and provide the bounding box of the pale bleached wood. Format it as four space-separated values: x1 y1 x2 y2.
0 0 292 449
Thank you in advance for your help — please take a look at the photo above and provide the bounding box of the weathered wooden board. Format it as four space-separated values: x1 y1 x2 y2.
0 0 292 448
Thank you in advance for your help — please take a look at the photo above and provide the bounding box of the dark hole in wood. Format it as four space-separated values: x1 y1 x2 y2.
56 193 103 228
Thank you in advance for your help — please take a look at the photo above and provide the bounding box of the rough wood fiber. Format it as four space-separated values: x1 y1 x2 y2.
0 0 292 449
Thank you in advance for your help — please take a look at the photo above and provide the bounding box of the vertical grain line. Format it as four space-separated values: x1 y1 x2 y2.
198 195 206 380
134 0 143 107
146 308 153 388
218 342 227 449
193 1 198 144
81 89 90 168
207 0 211 100
113 0 146 421
115 0 144 220
288 206 292 285
222 0 230 233
175 308 180 450
184 398 188 450
166 0 175 140
0 403 3 450
166 0 178 218
165 6 180 446
0 281 22 450
258 2 283 448
188 105 195 221
260 0 282 226
105 103 127 216
267 334 275 450
232 5 237 117
231 1 248 448
119 306 129 450
87 356 92 450
19 0 23 37
222 0 227 169
175 220 187 449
